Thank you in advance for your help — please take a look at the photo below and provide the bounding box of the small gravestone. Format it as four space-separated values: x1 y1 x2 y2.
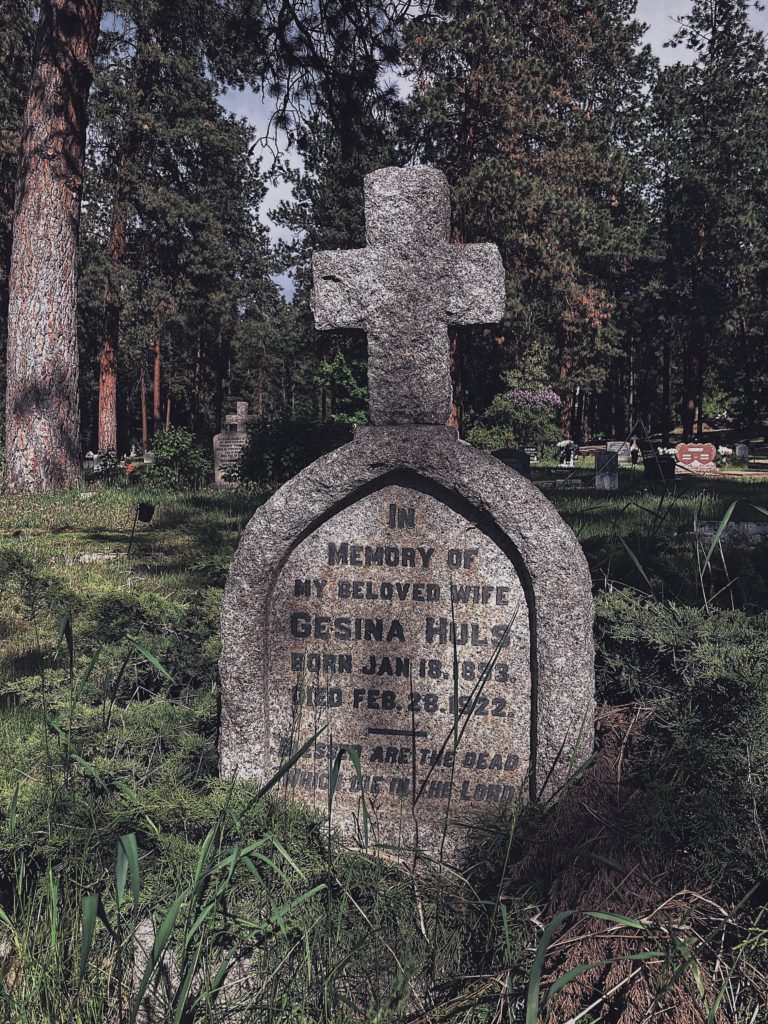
219 167 595 861
606 440 631 463
523 446 538 464
594 450 619 491
675 442 718 475
735 443 750 462
213 402 257 485
492 448 531 478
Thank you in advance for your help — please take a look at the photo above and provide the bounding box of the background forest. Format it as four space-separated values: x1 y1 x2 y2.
2 0 768 460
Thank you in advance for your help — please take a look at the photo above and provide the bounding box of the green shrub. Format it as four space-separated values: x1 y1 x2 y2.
238 416 354 483
596 591 768 889
146 427 209 489
466 376 562 455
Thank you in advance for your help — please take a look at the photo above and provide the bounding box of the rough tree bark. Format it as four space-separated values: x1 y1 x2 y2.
140 362 148 449
153 336 161 435
97 194 124 452
5 0 102 493
97 23 150 452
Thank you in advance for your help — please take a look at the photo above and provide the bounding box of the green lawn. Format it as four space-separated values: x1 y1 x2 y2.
0 473 765 1022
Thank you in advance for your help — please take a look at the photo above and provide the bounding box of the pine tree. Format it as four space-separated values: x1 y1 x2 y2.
649 0 768 438
79 0 279 451
0 0 35 392
4 0 103 493
403 0 654 439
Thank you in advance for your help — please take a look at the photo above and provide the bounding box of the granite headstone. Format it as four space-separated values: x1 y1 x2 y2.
219 167 595 861
492 448 531 478
675 442 718 475
594 450 619 491
606 440 631 463
213 402 257 486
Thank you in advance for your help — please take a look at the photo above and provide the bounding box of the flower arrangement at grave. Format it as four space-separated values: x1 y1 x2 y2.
657 446 677 457
557 439 578 465
716 445 734 466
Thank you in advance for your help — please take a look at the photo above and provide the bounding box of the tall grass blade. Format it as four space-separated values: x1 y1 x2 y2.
78 892 99 984
128 637 176 685
617 535 656 598
703 500 737 569
130 893 186 1024
117 833 140 912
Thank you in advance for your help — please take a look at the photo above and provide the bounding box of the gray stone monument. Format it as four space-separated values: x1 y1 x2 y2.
219 166 595 862
735 443 750 462
594 450 619 491
492 447 531 478
213 401 257 485
606 440 631 463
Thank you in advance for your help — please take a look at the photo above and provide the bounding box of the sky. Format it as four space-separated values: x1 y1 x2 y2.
222 3 768 293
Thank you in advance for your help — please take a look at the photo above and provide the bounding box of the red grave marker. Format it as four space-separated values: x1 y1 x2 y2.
675 442 718 474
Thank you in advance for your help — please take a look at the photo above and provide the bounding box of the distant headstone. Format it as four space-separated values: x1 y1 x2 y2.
213 402 257 485
523 446 538 464
675 442 718 475
735 443 750 462
644 453 676 483
606 440 631 463
492 448 531 478
219 167 595 862
594 450 619 491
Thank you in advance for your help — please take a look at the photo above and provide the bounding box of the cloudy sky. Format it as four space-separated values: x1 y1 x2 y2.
637 0 768 54
223 3 768 290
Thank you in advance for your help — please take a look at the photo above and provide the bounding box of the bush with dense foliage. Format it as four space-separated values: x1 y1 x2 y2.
237 416 354 483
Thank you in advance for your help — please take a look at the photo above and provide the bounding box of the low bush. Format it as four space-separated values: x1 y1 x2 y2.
238 416 354 483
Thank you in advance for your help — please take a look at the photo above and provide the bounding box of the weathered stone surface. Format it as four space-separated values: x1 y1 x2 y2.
220 426 594 860
606 440 631 463
311 167 504 427
492 447 531 478
213 401 257 486
220 165 594 863
595 450 619 491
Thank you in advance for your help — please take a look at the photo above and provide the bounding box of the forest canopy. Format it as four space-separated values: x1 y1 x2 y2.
1 0 767 469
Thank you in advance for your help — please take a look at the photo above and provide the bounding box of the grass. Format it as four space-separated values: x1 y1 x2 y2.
0 472 766 1021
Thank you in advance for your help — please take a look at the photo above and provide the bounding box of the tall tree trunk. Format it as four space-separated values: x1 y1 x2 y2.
140 362 148 450
97 23 150 454
152 336 161 436
682 333 697 441
192 338 204 432
4 0 102 493
447 331 461 430
661 329 671 445
559 330 574 439
214 327 225 433
738 315 754 430
97 199 124 452
165 396 171 430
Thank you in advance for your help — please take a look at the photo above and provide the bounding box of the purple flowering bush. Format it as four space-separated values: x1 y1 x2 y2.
467 382 563 454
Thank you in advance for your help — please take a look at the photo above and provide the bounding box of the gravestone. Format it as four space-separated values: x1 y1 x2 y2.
523 446 538 464
606 440 631 463
219 166 595 862
675 442 718 475
213 402 257 485
735 443 750 462
594 450 619 491
492 447 531 478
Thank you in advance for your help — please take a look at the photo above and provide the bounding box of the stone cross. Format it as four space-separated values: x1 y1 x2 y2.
224 401 256 433
311 166 505 425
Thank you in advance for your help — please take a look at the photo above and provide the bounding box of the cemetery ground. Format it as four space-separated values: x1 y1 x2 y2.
0 472 766 1022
